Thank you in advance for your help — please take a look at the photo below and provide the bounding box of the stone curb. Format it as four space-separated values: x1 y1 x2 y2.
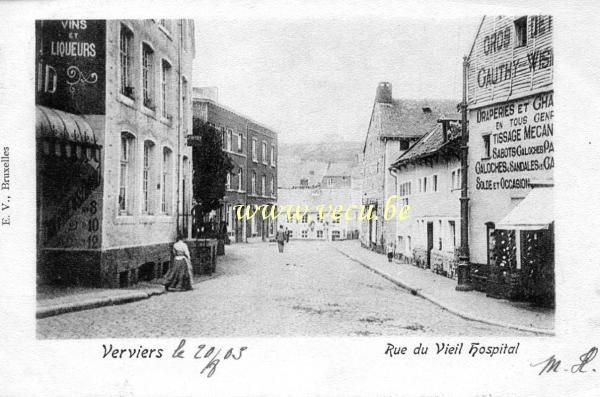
334 247 555 336
36 274 222 319
36 290 160 319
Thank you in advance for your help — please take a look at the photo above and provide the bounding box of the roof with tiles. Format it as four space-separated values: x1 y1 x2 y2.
376 98 460 140
391 121 462 168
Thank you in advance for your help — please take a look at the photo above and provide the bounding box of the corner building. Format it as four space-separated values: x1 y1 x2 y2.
36 20 195 287
466 16 554 304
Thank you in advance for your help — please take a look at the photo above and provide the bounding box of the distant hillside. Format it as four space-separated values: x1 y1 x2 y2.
278 140 363 188
279 140 363 163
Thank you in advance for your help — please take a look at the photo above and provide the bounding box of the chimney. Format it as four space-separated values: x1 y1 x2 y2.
375 82 393 104
441 120 449 143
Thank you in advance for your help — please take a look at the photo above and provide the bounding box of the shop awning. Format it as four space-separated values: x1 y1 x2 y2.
36 105 98 146
496 187 553 230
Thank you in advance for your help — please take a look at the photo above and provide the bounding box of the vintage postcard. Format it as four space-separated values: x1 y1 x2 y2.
1 0 600 396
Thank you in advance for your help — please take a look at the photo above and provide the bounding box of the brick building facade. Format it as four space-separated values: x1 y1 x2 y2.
192 90 278 242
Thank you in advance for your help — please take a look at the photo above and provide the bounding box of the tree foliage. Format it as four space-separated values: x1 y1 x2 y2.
192 119 234 218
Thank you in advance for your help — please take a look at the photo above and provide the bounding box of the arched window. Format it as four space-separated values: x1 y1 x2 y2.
142 43 155 109
119 132 136 214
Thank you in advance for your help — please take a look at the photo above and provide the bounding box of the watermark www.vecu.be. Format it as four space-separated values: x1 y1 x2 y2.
233 195 410 222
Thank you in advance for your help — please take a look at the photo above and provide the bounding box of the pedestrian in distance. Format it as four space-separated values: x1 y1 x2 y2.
161 233 194 292
276 225 286 253
387 241 395 262
285 227 290 243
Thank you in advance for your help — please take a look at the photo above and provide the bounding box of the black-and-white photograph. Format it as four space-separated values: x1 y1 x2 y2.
34 16 554 339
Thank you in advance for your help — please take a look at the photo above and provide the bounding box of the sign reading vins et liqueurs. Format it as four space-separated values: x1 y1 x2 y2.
473 92 554 191
36 20 106 115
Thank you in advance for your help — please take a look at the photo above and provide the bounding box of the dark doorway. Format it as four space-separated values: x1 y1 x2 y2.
426 222 434 269
235 219 243 243
368 217 373 246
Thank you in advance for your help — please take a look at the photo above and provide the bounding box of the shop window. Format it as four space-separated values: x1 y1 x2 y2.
482 134 491 159
142 43 155 109
302 230 308 238
317 230 323 238
514 17 527 48
119 24 134 98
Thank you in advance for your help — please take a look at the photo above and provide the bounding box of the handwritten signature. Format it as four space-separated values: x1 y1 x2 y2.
531 347 598 375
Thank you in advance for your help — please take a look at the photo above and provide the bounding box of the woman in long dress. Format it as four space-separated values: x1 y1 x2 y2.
162 234 194 291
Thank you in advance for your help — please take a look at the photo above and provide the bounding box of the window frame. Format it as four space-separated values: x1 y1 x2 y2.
119 24 134 98
161 59 172 119
142 140 155 214
118 132 136 215
482 133 491 159
271 144 276 166
252 138 258 162
514 16 528 48
161 146 173 214
141 42 155 109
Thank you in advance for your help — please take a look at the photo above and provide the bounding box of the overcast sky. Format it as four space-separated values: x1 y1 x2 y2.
192 17 481 145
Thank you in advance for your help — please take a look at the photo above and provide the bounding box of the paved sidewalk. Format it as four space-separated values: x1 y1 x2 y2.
332 240 554 335
37 274 219 319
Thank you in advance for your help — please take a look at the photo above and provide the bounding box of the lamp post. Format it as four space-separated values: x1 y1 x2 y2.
456 55 473 292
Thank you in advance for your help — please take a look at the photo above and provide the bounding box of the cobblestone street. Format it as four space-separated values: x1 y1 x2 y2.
37 241 531 338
